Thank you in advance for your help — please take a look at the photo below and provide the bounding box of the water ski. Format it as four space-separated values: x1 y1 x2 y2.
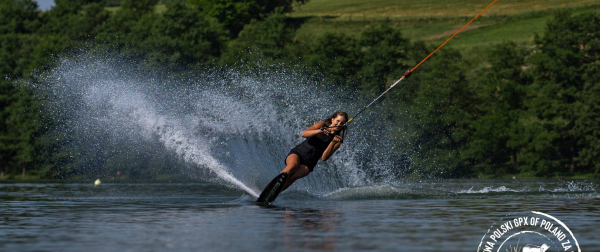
256 172 288 205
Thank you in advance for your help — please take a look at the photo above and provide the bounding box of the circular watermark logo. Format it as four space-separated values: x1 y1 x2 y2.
478 211 580 252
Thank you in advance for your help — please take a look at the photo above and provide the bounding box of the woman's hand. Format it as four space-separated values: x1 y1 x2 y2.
332 135 343 143
322 135 343 161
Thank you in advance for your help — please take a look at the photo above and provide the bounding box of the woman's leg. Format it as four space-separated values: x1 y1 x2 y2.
280 154 311 191
281 165 310 192
281 153 301 174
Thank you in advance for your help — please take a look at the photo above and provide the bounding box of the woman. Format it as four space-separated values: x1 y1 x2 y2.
280 111 348 191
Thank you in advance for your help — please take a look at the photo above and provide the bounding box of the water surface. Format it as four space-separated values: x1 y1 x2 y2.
1 180 597 251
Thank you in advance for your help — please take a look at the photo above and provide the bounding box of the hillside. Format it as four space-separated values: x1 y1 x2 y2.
290 0 600 50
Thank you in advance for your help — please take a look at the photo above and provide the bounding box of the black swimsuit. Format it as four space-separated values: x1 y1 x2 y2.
286 131 338 172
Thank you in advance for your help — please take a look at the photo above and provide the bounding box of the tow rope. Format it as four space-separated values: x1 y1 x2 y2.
343 0 499 125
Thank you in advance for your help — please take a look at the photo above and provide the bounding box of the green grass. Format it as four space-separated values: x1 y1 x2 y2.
427 8 598 49
292 3 600 43
291 2 600 69
289 2 600 95
290 0 600 20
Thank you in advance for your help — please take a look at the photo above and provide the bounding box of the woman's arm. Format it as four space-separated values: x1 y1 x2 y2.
322 135 342 161
301 122 325 138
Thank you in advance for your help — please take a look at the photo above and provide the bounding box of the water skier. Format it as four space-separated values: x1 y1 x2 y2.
257 111 348 203
283 111 348 190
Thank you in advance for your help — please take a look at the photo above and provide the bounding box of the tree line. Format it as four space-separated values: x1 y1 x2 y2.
1 0 599 178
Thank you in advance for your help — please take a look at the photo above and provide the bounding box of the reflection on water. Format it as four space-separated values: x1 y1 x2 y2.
276 207 341 250
0 181 598 251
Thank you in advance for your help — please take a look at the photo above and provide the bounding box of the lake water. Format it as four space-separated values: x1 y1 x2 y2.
1 179 598 251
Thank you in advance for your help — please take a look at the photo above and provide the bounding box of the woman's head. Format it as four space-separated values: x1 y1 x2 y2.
324 111 348 132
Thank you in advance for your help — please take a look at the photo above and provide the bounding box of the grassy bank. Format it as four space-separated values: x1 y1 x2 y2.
288 1 600 87
291 2 600 49
290 0 600 20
